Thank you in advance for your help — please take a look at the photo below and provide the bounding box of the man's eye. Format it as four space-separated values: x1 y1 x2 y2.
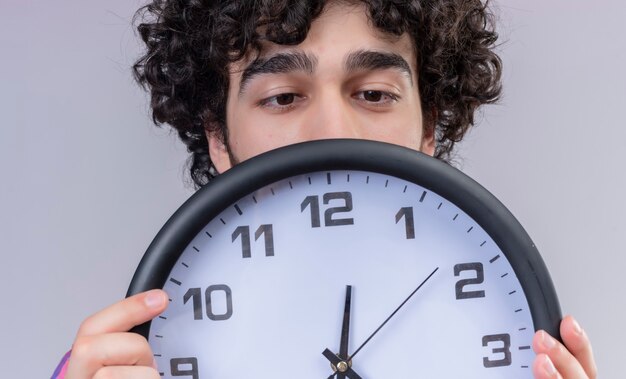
364 90 383 102
274 93 295 105
355 90 399 104
259 93 300 109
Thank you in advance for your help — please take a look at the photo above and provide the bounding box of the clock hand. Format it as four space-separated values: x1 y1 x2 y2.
324 286 357 379
337 285 352 379
348 267 439 361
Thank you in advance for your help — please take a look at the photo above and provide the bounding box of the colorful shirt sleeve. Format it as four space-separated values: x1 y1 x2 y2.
50 350 71 379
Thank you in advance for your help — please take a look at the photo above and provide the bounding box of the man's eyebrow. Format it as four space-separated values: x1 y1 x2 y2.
344 50 413 85
239 51 317 95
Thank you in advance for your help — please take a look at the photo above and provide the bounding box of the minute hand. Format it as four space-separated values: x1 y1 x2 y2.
337 285 352 379
348 267 439 361
340 286 352 357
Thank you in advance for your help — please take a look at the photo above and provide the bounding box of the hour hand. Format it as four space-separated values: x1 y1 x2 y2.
322 348 362 379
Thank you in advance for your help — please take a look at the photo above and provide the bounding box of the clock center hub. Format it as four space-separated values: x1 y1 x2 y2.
331 360 352 373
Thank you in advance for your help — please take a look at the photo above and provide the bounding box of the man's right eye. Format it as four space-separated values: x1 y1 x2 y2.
258 93 302 110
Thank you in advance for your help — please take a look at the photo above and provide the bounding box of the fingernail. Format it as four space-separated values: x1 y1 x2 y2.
540 330 557 350
145 290 165 309
542 355 557 376
571 317 583 335
152 357 159 370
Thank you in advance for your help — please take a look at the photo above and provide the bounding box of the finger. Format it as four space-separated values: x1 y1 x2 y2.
66 332 156 378
560 315 597 379
533 353 562 379
77 289 168 336
93 365 161 379
533 330 587 378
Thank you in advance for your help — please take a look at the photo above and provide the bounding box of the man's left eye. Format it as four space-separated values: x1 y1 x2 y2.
354 90 399 104
273 93 296 105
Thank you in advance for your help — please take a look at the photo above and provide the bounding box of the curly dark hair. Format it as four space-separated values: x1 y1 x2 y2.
133 0 502 188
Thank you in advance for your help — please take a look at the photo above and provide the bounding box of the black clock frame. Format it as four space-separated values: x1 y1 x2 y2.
128 139 562 340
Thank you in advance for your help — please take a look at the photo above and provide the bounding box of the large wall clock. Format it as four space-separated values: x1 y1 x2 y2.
128 139 561 378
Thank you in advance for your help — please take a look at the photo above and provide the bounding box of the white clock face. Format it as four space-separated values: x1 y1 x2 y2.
149 170 537 378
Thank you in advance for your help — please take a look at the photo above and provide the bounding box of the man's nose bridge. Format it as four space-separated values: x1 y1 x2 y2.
307 94 360 139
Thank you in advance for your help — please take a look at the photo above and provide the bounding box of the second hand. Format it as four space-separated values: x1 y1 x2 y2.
347 266 439 361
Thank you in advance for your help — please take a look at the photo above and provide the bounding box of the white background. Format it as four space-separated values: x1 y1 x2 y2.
0 0 624 377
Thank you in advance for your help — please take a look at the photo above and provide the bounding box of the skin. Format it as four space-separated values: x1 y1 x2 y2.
64 3 596 378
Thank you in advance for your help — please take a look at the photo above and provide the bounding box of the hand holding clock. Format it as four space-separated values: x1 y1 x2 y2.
532 316 597 379
62 290 168 379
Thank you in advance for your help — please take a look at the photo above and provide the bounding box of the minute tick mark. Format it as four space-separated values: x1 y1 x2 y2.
419 191 427 202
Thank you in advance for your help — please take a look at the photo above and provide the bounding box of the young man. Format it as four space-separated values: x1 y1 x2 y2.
53 1 596 378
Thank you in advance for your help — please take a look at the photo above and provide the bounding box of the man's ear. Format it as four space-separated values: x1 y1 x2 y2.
207 128 233 174
420 109 436 156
